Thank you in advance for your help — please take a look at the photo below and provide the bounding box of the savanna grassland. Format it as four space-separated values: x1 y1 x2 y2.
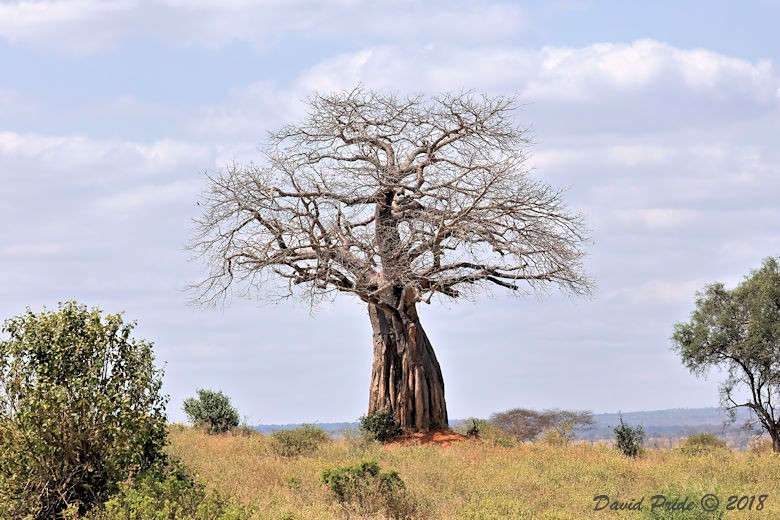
166 426 780 520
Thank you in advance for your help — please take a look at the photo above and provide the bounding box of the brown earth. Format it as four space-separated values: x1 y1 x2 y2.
387 430 472 447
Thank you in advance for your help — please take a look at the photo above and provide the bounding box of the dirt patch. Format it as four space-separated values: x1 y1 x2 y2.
387 430 472 447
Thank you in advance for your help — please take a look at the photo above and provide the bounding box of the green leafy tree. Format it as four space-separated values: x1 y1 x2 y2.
0 301 168 518
671 257 780 453
183 389 241 434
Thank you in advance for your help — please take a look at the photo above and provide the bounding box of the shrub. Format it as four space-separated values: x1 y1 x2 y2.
680 432 728 455
270 424 330 457
359 408 403 442
0 302 168 518
322 460 413 518
613 413 644 458
84 460 253 520
183 389 241 434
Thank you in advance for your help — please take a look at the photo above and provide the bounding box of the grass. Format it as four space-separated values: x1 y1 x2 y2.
166 426 780 519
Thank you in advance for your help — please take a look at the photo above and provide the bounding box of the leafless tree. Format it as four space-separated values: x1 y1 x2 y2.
190 87 592 433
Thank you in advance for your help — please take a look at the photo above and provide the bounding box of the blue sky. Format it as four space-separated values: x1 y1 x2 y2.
1 1 779 424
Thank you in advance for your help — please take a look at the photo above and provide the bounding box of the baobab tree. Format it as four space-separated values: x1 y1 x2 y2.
190 87 591 433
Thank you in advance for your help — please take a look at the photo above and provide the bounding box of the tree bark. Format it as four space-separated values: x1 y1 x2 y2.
367 292 448 433
772 429 780 453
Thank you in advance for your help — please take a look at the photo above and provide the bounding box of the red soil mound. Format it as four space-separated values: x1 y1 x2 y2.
388 430 471 447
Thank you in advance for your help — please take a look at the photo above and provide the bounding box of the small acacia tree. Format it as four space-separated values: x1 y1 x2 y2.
0 301 168 518
672 257 780 452
490 407 594 442
191 87 591 432
183 388 241 434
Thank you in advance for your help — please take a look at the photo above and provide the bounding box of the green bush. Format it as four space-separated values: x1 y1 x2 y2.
0 302 168 518
322 460 413 518
84 460 253 520
680 433 728 455
270 424 330 457
184 389 241 434
359 409 403 443
614 414 644 458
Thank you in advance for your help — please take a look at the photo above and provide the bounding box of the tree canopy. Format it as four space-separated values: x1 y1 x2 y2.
190 87 591 308
490 407 594 442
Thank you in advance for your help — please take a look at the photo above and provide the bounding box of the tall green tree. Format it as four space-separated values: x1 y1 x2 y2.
671 257 780 452
0 301 169 518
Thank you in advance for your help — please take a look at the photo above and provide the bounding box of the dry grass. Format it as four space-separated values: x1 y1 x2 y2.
167 426 780 519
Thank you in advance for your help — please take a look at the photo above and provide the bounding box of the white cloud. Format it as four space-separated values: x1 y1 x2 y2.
0 131 213 270
526 40 776 102
92 179 199 214
0 0 136 52
294 40 778 136
0 132 212 180
0 0 527 52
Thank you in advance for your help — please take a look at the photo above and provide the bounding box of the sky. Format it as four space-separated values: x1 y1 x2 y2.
1 0 779 425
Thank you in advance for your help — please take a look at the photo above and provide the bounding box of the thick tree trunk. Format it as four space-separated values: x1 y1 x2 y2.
772 430 780 453
367 295 448 433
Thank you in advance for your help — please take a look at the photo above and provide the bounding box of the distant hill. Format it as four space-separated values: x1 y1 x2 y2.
251 407 764 448
579 407 758 447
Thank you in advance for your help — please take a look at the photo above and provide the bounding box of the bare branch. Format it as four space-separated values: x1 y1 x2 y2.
189 87 592 308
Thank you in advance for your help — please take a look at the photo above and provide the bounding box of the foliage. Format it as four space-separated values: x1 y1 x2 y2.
679 433 728 455
270 424 330 457
453 418 516 447
321 460 413 518
490 407 594 442
84 460 253 520
359 408 403 443
672 257 780 452
183 388 241 434
0 301 168 518
614 414 644 457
